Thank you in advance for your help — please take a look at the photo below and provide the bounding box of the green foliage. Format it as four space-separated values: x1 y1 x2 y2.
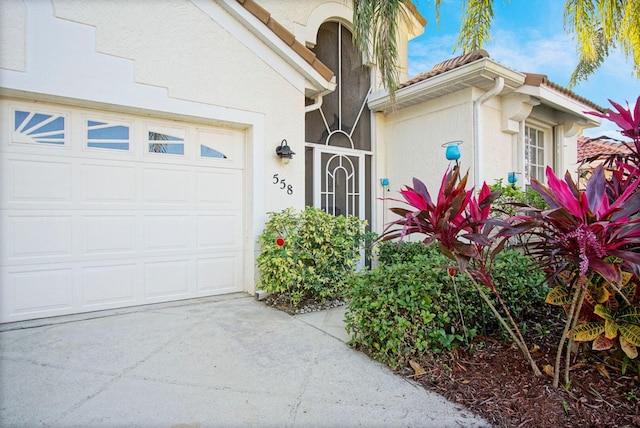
377 241 441 265
489 179 548 217
346 243 547 368
256 207 366 306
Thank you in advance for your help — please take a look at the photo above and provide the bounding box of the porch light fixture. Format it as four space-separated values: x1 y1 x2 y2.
276 139 295 163
442 140 462 168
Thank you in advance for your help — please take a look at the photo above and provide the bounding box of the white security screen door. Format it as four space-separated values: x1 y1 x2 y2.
313 148 365 217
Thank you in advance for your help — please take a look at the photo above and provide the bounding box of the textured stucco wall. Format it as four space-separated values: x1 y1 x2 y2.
2 0 310 213
379 89 475 197
0 0 26 71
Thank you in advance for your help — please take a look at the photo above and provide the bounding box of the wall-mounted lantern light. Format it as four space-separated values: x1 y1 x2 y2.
276 139 295 164
442 140 462 168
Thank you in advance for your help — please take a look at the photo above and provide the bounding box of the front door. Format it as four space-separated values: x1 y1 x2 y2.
305 21 372 227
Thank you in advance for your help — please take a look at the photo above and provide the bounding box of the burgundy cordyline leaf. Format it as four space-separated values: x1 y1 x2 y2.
400 188 428 210
412 177 432 207
545 166 585 219
587 96 640 139
586 165 606 217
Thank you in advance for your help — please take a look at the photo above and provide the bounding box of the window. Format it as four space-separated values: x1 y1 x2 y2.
525 125 546 183
200 144 226 159
13 109 66 145
87 119 130 151
147 127 185 155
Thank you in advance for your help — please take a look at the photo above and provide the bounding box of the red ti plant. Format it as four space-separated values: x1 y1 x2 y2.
582 96 640 168
503 162 640 387
381 167 542 376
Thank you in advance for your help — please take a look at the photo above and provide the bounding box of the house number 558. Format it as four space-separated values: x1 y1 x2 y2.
272 174 293 195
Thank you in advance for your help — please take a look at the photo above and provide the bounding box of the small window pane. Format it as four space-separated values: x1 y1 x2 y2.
14 110 65 145
148 130 184 155
200 145 227 158
87 120 130 151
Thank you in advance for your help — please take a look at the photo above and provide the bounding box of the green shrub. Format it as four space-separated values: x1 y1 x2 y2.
377 241 439 265
256 207 366 306
490 178 548 217
346 243 547 368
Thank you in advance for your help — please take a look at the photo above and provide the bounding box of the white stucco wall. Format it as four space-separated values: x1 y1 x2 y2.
379 90 475 198
478 95 517 188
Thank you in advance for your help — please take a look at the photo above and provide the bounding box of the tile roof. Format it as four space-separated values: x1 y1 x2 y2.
236 1 426 84
400 49 604 112
399 49 490 88
577 136 632 162
235 0 334 81
523 73 604 112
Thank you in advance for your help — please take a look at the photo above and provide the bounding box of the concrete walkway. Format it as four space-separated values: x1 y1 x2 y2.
0 295 488 427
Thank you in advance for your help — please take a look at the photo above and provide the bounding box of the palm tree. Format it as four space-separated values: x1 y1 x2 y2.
352 0 640 97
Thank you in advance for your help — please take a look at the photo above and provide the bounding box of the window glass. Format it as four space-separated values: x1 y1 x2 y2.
14 110 65 145
87 120 130 150
200 144 227 159
148 129 185 155
525 125 546 182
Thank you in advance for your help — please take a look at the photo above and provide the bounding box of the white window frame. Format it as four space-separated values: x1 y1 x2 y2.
524 121 553 185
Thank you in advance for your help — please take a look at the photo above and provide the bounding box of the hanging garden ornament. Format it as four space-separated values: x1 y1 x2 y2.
276 237 285 247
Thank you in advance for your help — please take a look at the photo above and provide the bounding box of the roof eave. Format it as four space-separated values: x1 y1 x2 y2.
368 58 525 113
515 84 601 127
211 0 336 97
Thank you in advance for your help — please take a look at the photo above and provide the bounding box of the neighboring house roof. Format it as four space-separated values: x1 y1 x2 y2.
577 136 632 163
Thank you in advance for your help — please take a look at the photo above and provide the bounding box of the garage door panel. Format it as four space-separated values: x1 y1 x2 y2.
1 99 246 323
144 259 190 298
8 159 71 202
196 170 243 207
197 254 242 293
143 168 191 204
82 215 136 254
82 164 136 202
196 214 242 249
8 267 73 314
143 215 190 251
9 215 72 258
81 263 136 306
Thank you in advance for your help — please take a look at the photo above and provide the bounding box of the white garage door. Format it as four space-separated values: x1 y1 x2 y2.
0 99 246 323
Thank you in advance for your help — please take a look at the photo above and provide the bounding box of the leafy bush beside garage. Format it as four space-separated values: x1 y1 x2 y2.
257 207 367 306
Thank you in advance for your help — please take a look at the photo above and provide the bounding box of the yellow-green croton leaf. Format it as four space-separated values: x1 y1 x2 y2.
604 318 619 340
594 304 613 320
571 322 605 342
618 323 640 347
616 306 640 325
619 335 638 359
545 285 571 306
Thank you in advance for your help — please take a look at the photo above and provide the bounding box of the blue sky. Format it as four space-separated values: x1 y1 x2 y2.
407 0 640 138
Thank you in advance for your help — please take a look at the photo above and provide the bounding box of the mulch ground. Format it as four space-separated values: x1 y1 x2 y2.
263 295 640 427
409 340 640 427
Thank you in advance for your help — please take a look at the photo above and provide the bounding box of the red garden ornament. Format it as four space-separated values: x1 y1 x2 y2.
276 237 285 247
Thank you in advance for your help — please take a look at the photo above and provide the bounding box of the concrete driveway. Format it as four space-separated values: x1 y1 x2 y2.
0 295 488 427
